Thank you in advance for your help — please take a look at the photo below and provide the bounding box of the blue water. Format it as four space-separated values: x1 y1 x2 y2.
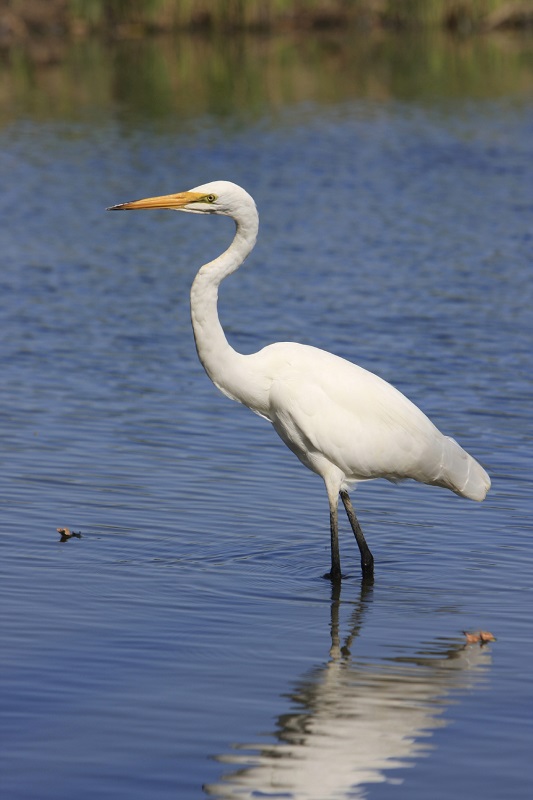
1 93 532 798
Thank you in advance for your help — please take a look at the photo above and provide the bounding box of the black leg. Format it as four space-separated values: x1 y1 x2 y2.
324 497 342 582
340 490 374 580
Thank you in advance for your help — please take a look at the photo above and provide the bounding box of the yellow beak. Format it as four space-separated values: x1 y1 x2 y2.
107 190 205 211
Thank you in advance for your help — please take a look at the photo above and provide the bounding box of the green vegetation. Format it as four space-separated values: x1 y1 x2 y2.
1 2 531 126
1 0 532 40
1 29 532 126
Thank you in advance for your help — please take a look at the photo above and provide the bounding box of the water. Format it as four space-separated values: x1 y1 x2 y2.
1 32 532 800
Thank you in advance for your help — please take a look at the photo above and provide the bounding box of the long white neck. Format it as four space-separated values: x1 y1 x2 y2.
190 204 263 410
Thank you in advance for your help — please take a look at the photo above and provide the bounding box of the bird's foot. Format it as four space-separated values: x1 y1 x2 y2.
361 569 374 587
361 552 374 577
323 569 343 582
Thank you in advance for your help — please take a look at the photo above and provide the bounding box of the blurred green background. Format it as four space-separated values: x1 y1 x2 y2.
0 0 532 126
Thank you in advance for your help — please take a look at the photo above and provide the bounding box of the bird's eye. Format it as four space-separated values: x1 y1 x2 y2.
205 194 216 203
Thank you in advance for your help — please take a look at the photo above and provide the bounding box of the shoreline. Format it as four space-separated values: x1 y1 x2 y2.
0 1 532 46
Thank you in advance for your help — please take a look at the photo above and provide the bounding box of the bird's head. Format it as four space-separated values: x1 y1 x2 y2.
107 180 255 219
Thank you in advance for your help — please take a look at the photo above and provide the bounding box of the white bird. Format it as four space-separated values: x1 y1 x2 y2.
108 180 490 581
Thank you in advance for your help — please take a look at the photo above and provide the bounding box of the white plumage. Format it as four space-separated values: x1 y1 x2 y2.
109 180 490 581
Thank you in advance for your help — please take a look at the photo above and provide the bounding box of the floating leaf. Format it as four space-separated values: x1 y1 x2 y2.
464 630 496 645
57 528 82 542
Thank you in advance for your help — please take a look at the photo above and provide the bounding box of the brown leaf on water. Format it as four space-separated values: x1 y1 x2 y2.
464 630 496 645
57 527 82 541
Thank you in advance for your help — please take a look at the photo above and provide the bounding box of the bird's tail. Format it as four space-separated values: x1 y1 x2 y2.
435 436 491 501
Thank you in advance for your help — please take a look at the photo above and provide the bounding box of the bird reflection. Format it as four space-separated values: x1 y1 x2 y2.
205 584 492 799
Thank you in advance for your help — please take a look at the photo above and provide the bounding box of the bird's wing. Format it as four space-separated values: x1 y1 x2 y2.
261 343 445 484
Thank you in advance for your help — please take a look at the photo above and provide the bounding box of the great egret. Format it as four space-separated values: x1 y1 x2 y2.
108 180 490 582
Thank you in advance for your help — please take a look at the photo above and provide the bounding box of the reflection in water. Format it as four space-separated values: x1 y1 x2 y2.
206 585 492 799
0 30 532 126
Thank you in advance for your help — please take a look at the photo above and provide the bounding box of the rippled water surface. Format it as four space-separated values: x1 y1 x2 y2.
1 32 532 800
